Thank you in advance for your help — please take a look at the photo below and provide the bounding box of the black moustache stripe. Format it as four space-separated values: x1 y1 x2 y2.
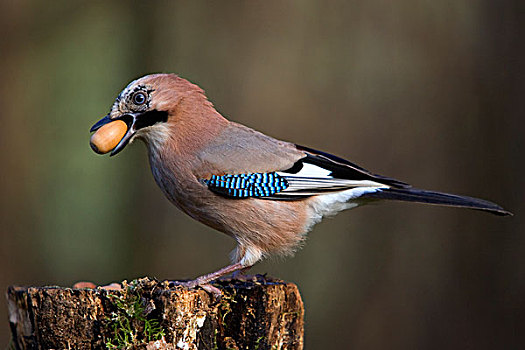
135 110 168 130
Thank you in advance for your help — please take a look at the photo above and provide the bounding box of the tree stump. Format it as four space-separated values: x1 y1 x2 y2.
6 277 304 350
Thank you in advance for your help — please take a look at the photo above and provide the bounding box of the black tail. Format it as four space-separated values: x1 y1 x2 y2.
363 188 512 216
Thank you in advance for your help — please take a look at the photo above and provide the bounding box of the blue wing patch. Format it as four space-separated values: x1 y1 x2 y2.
203 172 289 198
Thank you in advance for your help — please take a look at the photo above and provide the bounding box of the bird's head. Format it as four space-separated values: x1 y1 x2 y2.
90 73 208 156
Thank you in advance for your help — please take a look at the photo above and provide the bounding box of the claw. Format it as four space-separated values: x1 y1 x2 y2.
200 284 223 296
168 280 222 297
169 280 196 288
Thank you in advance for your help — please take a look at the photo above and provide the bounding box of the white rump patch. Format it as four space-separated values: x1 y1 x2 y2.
304 186 387 232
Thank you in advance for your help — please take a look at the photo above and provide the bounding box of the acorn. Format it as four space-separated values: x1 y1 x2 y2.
90 120 128 154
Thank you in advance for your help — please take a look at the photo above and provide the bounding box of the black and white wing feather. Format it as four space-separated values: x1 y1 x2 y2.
277 145 510 215
203 144 510 215
272 145 408 197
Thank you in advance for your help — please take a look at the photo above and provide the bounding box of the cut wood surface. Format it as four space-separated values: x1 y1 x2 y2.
7 277 304 350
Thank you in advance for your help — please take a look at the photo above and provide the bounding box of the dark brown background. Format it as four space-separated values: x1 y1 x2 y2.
1 1 523 348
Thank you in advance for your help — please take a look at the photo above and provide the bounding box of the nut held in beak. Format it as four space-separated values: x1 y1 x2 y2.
90 120 128 154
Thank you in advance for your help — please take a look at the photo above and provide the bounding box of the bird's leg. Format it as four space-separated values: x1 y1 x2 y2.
191 262 246 285
216 265 252 281
170 262 247 295
230 266 255 281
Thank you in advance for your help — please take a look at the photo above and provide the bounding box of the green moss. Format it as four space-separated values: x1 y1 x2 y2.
254 335 265 349
212 328 219 350
8 337 16 350
218 288 237 326
104 282 165 349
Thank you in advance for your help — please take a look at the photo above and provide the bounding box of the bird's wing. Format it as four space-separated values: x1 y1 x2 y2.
202 144 408 199
277 145 411 194
201 144 512 215
197 122 305 175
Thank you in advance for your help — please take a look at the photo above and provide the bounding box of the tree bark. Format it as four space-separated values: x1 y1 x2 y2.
7 277 304 350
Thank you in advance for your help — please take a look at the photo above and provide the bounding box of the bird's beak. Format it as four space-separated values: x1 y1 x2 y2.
90 114 112 132
90 113 138 156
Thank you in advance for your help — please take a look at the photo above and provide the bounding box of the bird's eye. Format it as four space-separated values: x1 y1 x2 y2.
132 92 147 105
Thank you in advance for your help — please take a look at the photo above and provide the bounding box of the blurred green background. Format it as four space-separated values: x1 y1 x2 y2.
1 1 523 348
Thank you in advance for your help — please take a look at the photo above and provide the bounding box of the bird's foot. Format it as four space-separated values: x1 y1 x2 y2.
168 262 247 297
216 265 257 282
168 280 223 297
219 272 256 283
199 283 222 296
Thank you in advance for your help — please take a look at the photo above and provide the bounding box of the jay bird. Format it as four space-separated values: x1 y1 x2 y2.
90 73 511 290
